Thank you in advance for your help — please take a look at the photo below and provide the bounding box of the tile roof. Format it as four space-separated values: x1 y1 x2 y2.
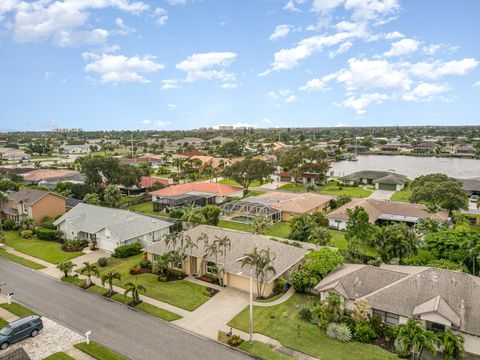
22 169 83 182
53 203 171 242
143 225 308 283
325 199 448 223
340 170 407 183
150 182 243 197
251 191 331 214
140 176 170 188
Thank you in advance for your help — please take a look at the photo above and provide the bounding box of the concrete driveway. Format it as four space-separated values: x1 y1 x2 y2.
368 189 394 200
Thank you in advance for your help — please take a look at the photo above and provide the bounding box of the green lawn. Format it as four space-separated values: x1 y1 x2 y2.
391 186 412 203
135 302 182 321
279 182 372 198
0 302 37 317
74 341 127 360
239 341 294 360
0 248 46 269
228 294 398 360
126 201 155 214
96 255 212 311
217 220 291 238
0 317 8 329
219 179 264 188
3 232 83 264
43 352 75 360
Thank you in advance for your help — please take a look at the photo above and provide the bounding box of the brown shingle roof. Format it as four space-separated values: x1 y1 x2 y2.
7 188 62 205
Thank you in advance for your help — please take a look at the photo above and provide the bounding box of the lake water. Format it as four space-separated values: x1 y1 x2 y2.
330 155 480 179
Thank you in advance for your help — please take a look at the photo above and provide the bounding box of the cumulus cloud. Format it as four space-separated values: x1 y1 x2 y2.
401 82 450 102
329 41 353 58
162 79 180 89
221 83 238 89
153 7 168 26
311 0 400 22
2 0 149 46
165 0 186 5
283 0 305 12
341 92 388 115
384 38 419 57
175 52 237 83
299 72 338 91
115 17 136 35
407 58 479 79
474 80 480 87
267 89 298 103
82 52 164 84
269 25 293 41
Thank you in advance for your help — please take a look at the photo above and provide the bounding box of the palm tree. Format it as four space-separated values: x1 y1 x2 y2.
124 280 146 304
326 293 343 321
308 226 332 248
152 253 172 279
101 271 121 294
395 318 438 360
169 249 187 270
19 217 35 230
250 215 272 235
439 329 464 360
183 235 198 275
204 242 219 263
214 236 231 286
164 233 179 250
57 260 76 278
241 247 276 298
80 261 99 287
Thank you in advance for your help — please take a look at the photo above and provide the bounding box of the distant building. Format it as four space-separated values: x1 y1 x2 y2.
22 169 85 186
0 148 31 161
339 170 408 191
52 128 83 133
61 144 91 154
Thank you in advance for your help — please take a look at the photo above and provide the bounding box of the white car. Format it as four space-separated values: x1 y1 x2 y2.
470 195 478 203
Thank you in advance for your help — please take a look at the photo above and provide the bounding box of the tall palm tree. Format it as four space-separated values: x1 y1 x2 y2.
169 249 187 270
214 236 231 286
57 260 76 278
101 271 121 294
164 233 179 250
395 318 438 360
204 242 219 264
183 236 199 275
241 247 276 298
124 280 146 304
80 261 99 287
439 329 464 360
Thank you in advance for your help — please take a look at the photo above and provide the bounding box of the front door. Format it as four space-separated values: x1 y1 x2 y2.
191 257 197 275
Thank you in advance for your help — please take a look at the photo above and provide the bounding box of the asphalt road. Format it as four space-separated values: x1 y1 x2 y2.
0 259 252 360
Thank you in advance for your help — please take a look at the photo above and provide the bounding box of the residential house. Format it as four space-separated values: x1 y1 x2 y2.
150 182 244 211
444 145 476 156
412 142 438 154
339 170 407 191
143 225 308 296
209 136 234 144
0 148 31 161
458 177 480 196
325 198 448 230
278 171 322 185
53 203 172 252
136 155 165 168
315 264 480 356
222 191 331 223
0 188 65 224
61 144 91 154
22 169 85 187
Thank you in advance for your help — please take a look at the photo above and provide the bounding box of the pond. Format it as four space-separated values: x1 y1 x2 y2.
330 155 480 179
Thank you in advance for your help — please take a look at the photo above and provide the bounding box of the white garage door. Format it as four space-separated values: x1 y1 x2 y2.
96 238 117 252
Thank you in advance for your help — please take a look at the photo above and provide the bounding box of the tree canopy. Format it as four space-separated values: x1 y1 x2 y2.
222 158 275 189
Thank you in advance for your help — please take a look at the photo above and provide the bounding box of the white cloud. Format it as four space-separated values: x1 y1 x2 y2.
4 0 149 46
311 0 344 14
407 58 479 79
341 92 388 115
299 72 338 91
474 80 480 87
82 52 164 84
165 0 186 5
269 25 292 41
310 0 400 22
423 44 441 55
384 38 419 57
384 31 404 39
176 52 237 82
402 82 450 102
142 120 171 128
262 118 273 125
115 17 136 35
283 0 303 12
267 89 298 103
167 103 177 109
329 41 353 58
153 7 168 26
221 83 238 89
162 79 180 89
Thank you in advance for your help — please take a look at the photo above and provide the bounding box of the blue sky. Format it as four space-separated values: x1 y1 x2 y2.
0 0 479 131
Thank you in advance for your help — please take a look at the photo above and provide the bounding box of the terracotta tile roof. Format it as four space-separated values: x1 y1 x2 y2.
22 169 82 182
190 155 214 164
150 182 243 197
140 176 170 188
253 191 331 214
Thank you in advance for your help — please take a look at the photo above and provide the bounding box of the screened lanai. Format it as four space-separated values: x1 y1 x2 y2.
221 197 281 223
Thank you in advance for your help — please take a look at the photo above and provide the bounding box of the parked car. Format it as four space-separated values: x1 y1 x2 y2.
0 315 43 350
471 195 479 203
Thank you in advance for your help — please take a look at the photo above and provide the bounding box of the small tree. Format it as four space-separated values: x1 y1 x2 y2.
57 260 75 278
19 217 35 230
101 271 121 294
308 226 332 248
241 247 276 298
351 299 370 322
395 318 438 360
83 193 101 205
345 206 372 256
152 253 172 279
439 329 464 360
124 280 146 304
80 261 99 287
250 215 272 235
103 184 122 207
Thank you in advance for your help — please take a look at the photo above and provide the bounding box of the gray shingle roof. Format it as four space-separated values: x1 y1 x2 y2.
7 188 61 205
340 170 407 183
143 225 308 283
53 203 171 242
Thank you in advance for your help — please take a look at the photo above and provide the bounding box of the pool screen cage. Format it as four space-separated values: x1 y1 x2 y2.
221 200 281 223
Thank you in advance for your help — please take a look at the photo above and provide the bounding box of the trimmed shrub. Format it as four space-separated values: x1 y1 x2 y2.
354 321 377 343
130 265 141 275
298 307 313 322
20 230 33 239
2 219 16 231
113 243 142 258
35 228 61 241
139 259 152 269
40 216 56 229
61 239 88 252
167 268 184 278
169 209 185 219
326 322 352 342
273 278 287 294
97 257 108 267
228 335 242 347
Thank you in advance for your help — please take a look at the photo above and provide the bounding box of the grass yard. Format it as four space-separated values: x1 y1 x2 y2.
239 341 294 360
135 302 182 321
126 201 156 215
3 232 83 264
0 302 37 317
228 294 398 360
0 248 46 269
43 352 75 360
219 179 264 188
391 186 412 203
0 317 8 329
278 182 372 198
96 255 212 311
74 341 127 360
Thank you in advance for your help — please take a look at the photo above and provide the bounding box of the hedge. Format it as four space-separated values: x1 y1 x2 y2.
112 243 142 258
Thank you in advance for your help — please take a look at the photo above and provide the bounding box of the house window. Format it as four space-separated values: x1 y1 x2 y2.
23 203 28 213
206 261 217 275
372 309 399 325
426 321 445 333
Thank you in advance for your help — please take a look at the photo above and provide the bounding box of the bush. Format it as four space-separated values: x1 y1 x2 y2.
40 216 56 229
113 243 142 258
169 209 185 219
326 322 352 342
35 228 61 241
61 239 88 252
97 257 108 267
228 335 242 347
298 307 313 322
167 268 184 278
20 230 33 238
311 304 330 328
354 321 377 343
139 259 152 269
369 315 385 337
2 219 16 231
273 278 287 294
383 324 399 342
130 265 141 274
